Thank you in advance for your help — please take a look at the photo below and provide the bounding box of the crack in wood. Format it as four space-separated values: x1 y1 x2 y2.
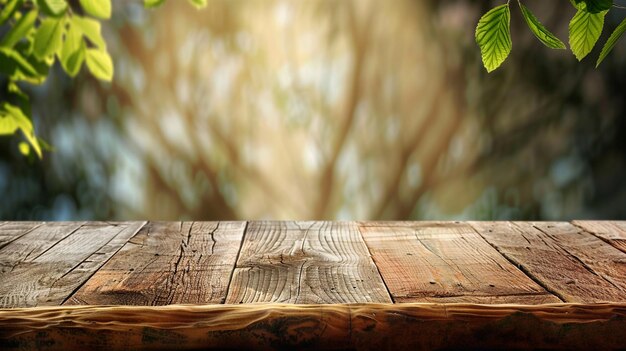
2 221 626 308
294 222 312 304
208 222 219 256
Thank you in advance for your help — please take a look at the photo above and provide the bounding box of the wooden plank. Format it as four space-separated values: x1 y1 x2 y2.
52 222 147 304
66 221 246 305
0 221 42 249
0 222 84 273
1 303 625 351
0 222 144 307
471 221 626 303
533 222 626 292
573 220 626 254
226 221 391 304
360 222 559 303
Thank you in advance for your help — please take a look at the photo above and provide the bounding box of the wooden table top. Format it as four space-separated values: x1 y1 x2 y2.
1 220 625 308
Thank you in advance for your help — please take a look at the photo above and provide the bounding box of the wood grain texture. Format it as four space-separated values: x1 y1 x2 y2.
533 222 626 292
471 221 626 303
360 222 559 303
0 221 42 249
0 222 144 307
573 220 626 254
1 303 625 351
226 221 391 304
67 222 246 305
0 222 84 273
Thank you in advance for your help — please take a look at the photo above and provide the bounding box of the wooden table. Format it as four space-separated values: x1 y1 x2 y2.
0 221 625 350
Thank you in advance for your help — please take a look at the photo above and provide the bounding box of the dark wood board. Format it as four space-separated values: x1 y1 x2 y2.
1 303 624 351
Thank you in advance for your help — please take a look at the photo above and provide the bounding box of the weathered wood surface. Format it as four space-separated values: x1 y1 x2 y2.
573 220 626 254
67 222 245 305
0 222 144 308
534 222 626 292
360 222 560 303
1 303 625 351
226 221 391 303
0 222 42 249
0 221 625 308
471 221 626 303
2 220 626 350
0 222 84 271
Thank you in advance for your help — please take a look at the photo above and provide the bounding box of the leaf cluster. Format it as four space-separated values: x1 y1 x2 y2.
0 0 115 158
476 0 626 72
0 0 207 158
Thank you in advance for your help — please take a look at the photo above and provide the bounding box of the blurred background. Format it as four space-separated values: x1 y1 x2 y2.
1 0 625 221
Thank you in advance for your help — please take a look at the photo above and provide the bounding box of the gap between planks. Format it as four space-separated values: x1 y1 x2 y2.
2 221 626 308
221 221 249 303
66 222 247 305
572 220 626 254
0 222 45 250
0 222 146 307
470 221 626 303
60 222 148 305
467 222 567 303
359 221 560 304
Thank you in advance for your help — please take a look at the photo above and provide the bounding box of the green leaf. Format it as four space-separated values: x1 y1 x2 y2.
588 0 612 12
569 6 607 60
18 141 30 156
0 103 42 158
187 0 207 9
85 48 113 81
0 51 48 84
60 22 86 77
72 16 106 49
144 0 166 8
518 3 566 49
475 4 512 72
18 45 52 84
0 110 20 136
8 82 32 117
8 82 28 100
597 17 626 66
37 0 68 17
0 47 38 78
33 17 66 59
575 0 612 13
0 9 38 48
79 0 111 19
0 0 23 25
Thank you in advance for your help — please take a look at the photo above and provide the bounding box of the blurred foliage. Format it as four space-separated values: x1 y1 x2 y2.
1 0 626 221
0 0 115 158
0 0 207 159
